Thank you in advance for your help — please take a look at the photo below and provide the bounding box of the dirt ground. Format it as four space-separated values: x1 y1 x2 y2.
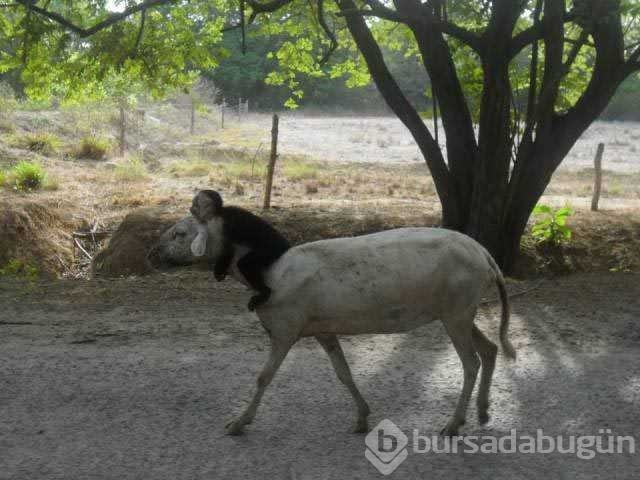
1 271 639 479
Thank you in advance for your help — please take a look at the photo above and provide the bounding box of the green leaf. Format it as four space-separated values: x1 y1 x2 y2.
533 204 553 215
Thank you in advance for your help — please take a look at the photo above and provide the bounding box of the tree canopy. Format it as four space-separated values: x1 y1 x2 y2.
2 1 640 270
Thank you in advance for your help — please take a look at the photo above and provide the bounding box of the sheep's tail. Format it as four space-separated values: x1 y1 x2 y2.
485 253 516 360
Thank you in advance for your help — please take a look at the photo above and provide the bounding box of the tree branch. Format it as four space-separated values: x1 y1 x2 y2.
362 0 404 22
437 20 483 53
241 0 246 54
246 0 294 13
533 0 565 128
524 0 542 129
624 45 640 75
628 44 640 64
562 29 589 75
15 0 176 37
509 10 576 58
317 0 337 64
406 2 478 221
334 0 458 223
130 10 147 58
336 7 405 23
551 0 627 171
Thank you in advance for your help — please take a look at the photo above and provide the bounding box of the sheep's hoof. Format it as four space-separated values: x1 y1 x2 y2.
478 412 490 425
352 418 369 434
225 418 246 436
440 419 464 438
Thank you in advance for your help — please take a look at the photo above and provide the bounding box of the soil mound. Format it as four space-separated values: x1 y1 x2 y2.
92 208 178 277
0 200 78 277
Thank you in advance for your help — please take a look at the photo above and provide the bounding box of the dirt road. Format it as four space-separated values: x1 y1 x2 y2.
1 272 639 479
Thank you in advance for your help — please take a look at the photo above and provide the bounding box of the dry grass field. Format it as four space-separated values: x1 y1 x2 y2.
1 105 638 278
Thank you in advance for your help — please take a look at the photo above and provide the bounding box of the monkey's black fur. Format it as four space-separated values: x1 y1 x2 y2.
191 190 290 311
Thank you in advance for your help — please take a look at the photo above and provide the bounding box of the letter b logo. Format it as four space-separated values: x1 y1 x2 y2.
379 429 398 453
365 419 408 475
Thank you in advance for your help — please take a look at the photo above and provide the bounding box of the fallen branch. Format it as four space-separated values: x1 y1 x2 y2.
74 238 93 260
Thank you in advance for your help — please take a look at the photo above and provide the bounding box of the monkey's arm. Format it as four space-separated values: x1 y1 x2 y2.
214 241 235 281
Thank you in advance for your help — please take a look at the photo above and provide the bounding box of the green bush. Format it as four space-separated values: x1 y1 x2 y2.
75 135 111 159
115 156 148 182
15 132 61 156
0 259 38 280
9 161 46 191
0 170 5 188
531 204 574 245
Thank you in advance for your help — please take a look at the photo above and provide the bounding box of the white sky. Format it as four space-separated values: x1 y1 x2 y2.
106 1 126 13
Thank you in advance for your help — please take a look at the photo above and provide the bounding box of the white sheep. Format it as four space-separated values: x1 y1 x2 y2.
151 221 515 436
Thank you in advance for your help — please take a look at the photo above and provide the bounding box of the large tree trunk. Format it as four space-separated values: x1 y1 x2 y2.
336 0 634 275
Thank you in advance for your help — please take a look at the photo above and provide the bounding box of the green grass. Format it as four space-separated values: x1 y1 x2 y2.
75 135 111 160
8 161 46 191
0 259 38 280
0 170 5 188
42 175 60 191
221 160 264 181
282 160 320 181
0 118 15 133
11 132 61 156
115 156 148 182
166 158 212 177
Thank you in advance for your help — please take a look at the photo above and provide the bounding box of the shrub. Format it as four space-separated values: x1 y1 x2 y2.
15 132 61 156
0 259 38 280
75 135 111 159
531 204 574 245
9 161 46 191
115 156 148 182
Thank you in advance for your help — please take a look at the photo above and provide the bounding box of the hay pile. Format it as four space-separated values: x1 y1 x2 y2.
92 208 179 277
0 200 78 277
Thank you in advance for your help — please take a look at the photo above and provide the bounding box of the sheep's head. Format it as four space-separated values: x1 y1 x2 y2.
147 216 224 269
147 216 203 268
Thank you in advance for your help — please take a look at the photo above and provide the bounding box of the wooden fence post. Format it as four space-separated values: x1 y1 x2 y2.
118 104 126 157
220 98 225 129
190 98 196 135
263 114 279 209
591 142 604 211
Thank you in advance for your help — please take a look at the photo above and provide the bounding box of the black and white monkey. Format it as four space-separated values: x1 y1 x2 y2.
190 190 291 311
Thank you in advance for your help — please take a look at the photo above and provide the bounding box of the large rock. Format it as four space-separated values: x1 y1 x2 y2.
92 208 179 277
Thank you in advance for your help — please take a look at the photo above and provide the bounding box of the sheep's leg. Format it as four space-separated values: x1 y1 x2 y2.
316 334 371 433
441 313 480 437
472 325 498 425
225 336 295 435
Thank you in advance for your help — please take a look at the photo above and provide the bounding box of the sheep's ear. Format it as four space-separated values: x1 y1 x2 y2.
190 226 208 257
